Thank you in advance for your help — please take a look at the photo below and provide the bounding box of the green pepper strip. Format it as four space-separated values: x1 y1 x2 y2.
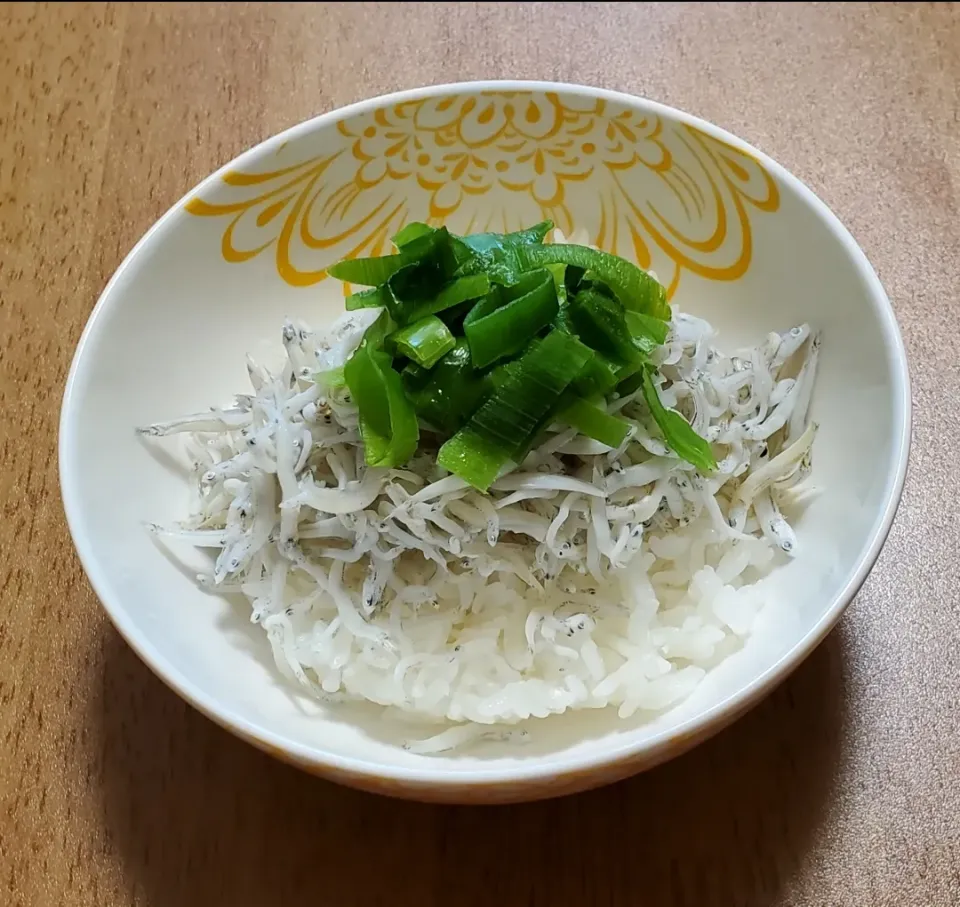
531 245 669 319
457 242 669 320
464 269 558 368
344 346 419 468
640 367 716 472
406 340 489 435
389 315 456 369
391 222 435 247
559 397 632 449
568 287 645 364
625 310 669 346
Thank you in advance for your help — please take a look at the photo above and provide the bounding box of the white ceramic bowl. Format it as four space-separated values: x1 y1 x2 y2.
60 81 910 803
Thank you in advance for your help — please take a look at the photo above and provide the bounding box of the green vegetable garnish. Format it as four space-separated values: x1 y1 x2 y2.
326 219 713 486
344 285 389 311
640 367 717 473
559 397 632 449
390 315 456 369
463 269 558 368
453 220 554 261
344 345 419 468
437 330 593 489
571 352 622 398
568 287 645 365
403 274 491 324
431 429 507 493
457 242 669 320
625 310 669 347
405 340 489 434
328 226 458 287
317 365 347 389
391 221 436 248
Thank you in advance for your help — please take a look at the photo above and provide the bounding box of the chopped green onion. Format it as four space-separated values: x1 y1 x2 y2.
488 356 521 393
438 330 593 489
400 360 431 391
328 227 458 286
345 285 390 311
329 253 408 288
383 263 443 323
433 428 508 492
571 352 622 398
559 398 632 449
389 315 456 369
317 365 346 389
464 269 558 368
640 367 716 472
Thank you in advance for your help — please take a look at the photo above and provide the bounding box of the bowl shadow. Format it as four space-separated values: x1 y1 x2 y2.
92 617 848 906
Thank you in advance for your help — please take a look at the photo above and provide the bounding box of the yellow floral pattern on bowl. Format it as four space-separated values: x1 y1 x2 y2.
186 91 779 299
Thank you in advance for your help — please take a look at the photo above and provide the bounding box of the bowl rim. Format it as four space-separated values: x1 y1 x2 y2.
59 79 912 791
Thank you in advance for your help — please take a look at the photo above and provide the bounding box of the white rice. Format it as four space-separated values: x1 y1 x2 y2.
141 238 819 753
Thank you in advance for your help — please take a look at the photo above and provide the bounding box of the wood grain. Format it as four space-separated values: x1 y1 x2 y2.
1 3 958 905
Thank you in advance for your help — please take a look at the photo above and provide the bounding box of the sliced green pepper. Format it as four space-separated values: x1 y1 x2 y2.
457 242 669 319
545 263 568 306
568 287 645 364
464 269 559 368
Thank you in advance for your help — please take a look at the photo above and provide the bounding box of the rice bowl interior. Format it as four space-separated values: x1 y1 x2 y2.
139 226 823 756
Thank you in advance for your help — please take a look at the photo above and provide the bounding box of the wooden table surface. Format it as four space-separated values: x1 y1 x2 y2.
2 2 958 904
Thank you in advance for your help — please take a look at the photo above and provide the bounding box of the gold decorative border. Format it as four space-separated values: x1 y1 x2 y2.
186 92 779 300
